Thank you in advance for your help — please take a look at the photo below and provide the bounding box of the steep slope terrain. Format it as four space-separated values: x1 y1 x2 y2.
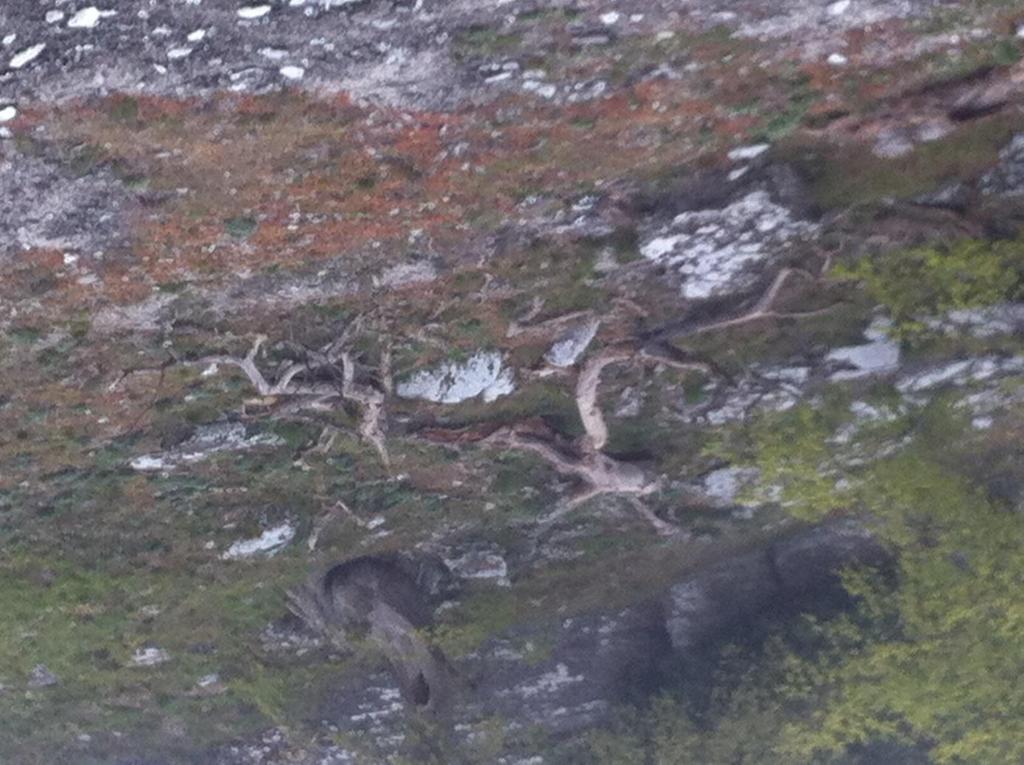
1 1 1024 763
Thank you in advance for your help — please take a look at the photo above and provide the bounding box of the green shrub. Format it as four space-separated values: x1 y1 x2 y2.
838 238 1024 338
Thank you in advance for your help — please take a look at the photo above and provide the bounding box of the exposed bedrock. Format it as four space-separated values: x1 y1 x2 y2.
301 520 887 746
666 519 888 651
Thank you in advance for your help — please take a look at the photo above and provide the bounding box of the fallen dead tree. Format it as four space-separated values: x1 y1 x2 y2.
174 254 842 535
187 325 393 468
420 258 844 535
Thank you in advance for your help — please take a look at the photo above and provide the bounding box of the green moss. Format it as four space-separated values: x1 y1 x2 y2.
837 237 1024 339
781 115 1018 209
740 405 853 521
224 216 258 239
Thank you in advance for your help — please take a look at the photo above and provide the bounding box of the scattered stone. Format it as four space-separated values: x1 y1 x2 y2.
727 165 750 181
443 547 510 586
614 386 642 417
827 318 901 380
980 134 1024 196
280 65 305 80
130 422 284 472
927 304 1024 338
701 466 761 507
544 319 599 367
131 647 171 667
699 367 807 425
831 400 903 445
260 620 324 655
237 5 272 19
396 351 515 404
67 7 102 29
0 106 15 123
916 120 951 142
222 522 296 560
372 260 438 288
912 182 969 210
896 356 1024 394
9 43 45 70
27 664 59 688
599 12 620 26
522 79 557 99
873 129 914 159
726 143 769 161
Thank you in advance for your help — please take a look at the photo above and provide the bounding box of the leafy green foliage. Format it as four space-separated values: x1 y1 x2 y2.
741 405 852 521
782 456 1024 764
664 400 1024 764
837 239 1024 338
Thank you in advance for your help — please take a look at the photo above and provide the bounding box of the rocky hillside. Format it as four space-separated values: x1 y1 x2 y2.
1 0 1023 763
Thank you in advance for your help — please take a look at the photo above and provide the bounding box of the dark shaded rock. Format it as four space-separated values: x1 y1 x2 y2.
312 522 886 759
666 521 886 651
665 550 779 651
771 519 887 595
289 553 459 713
467 602 672 735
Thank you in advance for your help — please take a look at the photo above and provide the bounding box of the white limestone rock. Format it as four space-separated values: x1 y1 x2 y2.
827 319 901 380
222 522 296 560
640 191 817 300
396 351 515 404
544 319 599 367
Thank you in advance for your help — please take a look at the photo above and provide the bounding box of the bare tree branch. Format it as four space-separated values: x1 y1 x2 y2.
190 330 392 467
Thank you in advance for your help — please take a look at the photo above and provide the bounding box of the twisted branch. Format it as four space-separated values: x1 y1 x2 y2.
192 330 392 467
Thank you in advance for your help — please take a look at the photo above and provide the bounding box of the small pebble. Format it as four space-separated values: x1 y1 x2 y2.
237 5 272 19
68 7 102 29
9 43 45 69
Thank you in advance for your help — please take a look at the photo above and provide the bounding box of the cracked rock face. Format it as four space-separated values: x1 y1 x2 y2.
311 522 884 760
0 151 134 260
640 191 817 300
666 521 883 651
